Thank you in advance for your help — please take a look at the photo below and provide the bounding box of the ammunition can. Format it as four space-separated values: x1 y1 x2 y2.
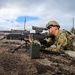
29 43 40 59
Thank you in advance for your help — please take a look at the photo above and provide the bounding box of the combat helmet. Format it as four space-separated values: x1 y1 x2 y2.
46 21 60 29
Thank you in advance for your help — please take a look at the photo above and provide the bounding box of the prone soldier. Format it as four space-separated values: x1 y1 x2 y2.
44 20 75 53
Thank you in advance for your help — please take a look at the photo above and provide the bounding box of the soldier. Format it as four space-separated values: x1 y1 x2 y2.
44 20 75 53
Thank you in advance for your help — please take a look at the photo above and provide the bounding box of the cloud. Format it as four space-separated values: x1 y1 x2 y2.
0 0 75 31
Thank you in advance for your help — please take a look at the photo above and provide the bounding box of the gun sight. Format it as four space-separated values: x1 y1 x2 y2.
32 26 47 33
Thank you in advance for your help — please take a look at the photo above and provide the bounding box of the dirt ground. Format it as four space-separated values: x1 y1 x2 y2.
0 38 75 75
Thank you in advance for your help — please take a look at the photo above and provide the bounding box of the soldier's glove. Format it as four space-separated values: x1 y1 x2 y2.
27 34 33 43
40 40 47 45
33 40 41 46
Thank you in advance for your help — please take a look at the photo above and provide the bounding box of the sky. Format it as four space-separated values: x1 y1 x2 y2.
0 0 75 32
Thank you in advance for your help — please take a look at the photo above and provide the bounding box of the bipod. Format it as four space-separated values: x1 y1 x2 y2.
10 39 29 53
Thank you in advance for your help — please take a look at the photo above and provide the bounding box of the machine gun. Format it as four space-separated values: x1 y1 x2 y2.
9 26 47 52
9 26 55 58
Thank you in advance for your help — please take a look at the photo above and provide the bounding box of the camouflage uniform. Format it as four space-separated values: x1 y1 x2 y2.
45 21 75 52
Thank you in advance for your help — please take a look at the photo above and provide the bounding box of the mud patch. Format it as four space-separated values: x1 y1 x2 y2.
0 52 37 75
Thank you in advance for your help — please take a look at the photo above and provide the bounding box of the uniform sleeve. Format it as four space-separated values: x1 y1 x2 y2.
45 33 67 52
44 38 55 47
56 33 67 50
